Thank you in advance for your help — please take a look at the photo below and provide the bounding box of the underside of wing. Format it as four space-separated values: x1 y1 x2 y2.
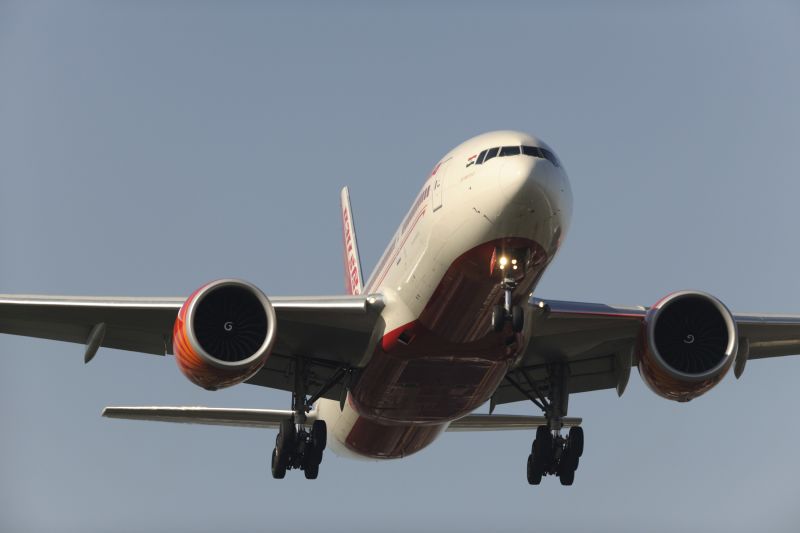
0 290 385 401
0 294 183 356
495 295 800 407
735 313 800 359
493 298 646 406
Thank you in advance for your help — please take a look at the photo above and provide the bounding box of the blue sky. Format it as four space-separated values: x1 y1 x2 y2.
1 2 800 532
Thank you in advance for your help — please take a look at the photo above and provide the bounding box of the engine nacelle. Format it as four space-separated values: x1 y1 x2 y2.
637 291 738 402
173 279 276 391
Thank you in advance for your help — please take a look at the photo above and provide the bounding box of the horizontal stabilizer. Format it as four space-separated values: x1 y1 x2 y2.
446 414 582 432
102 406 306 429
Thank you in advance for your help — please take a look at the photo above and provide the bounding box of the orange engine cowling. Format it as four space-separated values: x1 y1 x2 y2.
637 291 738 402
173 279 276 391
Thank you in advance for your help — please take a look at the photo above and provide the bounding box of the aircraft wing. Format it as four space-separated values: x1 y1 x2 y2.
0 293 385 401
492 297 800 406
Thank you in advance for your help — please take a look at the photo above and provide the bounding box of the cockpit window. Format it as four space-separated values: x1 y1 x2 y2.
522 146 541 157
499 146 521 157
473 144 560 168
539 148 560 167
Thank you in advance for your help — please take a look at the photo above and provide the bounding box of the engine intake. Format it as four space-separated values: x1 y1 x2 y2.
173 279 276 390
638 291 737 402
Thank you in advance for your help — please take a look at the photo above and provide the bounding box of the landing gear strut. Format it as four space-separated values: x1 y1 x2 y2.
491 278 525 333
270 357 329 480
490 248 527 334
511 364 584 486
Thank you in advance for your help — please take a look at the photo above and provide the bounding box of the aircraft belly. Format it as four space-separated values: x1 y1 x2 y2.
350 237 549 427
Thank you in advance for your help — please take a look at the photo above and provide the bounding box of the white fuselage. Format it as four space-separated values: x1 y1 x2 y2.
318 131 573 459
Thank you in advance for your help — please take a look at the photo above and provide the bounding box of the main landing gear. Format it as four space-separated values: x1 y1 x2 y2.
270 357 339 480
527 425 583 486
508 363 585 485
271 418 327 480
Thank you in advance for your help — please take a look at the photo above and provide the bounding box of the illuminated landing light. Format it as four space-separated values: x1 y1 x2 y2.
513 265 518 270
511 259 518 265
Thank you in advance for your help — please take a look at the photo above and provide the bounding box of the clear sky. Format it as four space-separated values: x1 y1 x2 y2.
1 1 800 532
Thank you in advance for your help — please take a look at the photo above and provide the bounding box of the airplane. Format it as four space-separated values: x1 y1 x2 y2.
2 129 800 485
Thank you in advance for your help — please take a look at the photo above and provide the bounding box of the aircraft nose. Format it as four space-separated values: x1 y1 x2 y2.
498 155 573 231
499 156 549 205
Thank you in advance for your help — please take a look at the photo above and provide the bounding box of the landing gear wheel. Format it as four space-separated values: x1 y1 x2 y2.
491 304 506 332
568 427 584 457
531 426 553 471
277 419 296 463
511 305 524 333
311 420 327 451
304 459 319 480
559 467 575 486
526 454 542 485
271 447 286 479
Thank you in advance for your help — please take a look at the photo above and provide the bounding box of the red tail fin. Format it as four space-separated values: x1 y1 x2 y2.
340 187 364 295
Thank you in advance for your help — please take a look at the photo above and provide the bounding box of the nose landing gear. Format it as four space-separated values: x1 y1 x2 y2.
491 279 525 333
490 249 527 333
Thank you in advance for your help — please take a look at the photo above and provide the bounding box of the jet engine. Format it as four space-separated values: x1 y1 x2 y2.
173 279 276 391
637 291 738 402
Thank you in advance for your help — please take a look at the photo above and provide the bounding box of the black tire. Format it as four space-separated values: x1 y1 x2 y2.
532 428 553 470
304 460 319 480
306 443 323 467
271 448 286 479
559 467 575 486
311 420 327 451
526 454 542 485
277 419 296 462
568 427 584 457
535 426 550 445
511 305 524 333
558 446 578 476
491 304 506 332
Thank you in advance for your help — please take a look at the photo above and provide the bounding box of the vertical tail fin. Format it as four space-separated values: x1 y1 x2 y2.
340 187 364 295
